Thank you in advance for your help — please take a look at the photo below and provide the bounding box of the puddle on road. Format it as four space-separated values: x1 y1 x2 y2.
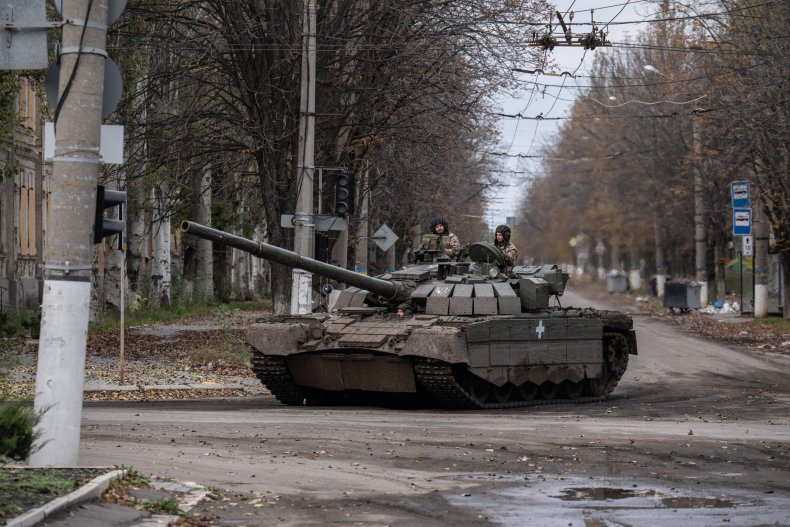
559 487 658 501
445 475 788 526
559 487 732 508
661 496 733 509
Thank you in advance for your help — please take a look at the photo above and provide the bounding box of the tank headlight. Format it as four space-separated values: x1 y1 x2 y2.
489 267 499 279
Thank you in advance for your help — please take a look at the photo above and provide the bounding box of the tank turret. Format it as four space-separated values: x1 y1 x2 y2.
181 220 637 409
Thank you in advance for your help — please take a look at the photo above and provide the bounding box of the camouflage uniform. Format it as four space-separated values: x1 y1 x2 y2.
496 241 518 270
494 224 519 273
430 217 461 258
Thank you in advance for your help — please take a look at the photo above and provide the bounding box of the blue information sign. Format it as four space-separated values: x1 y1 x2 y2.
732 208 752 236
730 180 750 208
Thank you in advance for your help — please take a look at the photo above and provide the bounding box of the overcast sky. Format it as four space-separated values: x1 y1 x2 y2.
485 0 655 228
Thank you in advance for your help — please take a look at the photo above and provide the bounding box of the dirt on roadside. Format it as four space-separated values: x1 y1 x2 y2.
569 279 790 353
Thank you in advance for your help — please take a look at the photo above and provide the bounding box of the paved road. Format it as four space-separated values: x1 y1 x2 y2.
78 287 790 526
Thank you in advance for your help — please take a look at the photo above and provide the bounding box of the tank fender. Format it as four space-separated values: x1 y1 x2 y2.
248 322 309 356
399 327 468 363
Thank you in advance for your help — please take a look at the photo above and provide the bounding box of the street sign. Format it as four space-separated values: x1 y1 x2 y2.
0 1 48 70
280 214 347 232
45 122 125 164
372 223 399 252
45 58 124 119
742 235 753 256
730 180 750 208
732 208 752 236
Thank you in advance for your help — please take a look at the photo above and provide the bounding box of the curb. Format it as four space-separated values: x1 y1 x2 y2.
83 383 253 393
5 468 127 527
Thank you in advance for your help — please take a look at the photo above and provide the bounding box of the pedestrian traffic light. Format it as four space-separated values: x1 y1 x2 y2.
94 185 126 247
335 171 355 216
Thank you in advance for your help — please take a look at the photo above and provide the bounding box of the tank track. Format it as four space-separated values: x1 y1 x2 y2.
252 331 630 409
413 331 630 410
251 353 307 405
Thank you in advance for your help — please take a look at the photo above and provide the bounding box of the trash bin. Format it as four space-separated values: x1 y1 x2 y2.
606 271 628 294
664 282 702 311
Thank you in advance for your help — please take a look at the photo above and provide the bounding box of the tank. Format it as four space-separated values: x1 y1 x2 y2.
182 221 638 409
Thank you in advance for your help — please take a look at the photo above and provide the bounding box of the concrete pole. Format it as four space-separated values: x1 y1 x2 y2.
354 167 370 274
291 0 317 315
31 0 108 467
692 114 708 306
754 192 769 317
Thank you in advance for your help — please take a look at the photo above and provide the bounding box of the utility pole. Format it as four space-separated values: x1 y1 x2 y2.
291 0 316 315
31 0 108 467
692 113 708 305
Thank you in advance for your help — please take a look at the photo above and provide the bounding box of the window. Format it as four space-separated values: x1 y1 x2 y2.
18 186 36 256
17 78 37 131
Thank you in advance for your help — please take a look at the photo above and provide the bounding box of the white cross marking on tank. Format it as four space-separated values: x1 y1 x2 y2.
536 320 545 339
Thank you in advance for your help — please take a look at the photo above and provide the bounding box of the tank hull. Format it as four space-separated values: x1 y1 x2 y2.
248 308 637 409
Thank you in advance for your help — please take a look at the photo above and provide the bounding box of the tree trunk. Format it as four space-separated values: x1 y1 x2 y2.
753 194 770 317
692 114 708 305
354 168 370 274
251 222 269 298
653 210 666 297
781 252 790 320
714 241 726 302
149 187 171 308
183 165 213 302
628 247 642 290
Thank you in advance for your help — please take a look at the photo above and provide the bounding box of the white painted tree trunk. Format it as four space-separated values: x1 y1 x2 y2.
195 165 213 300
149 187 171 307
229 193 250 300
126 73 149 306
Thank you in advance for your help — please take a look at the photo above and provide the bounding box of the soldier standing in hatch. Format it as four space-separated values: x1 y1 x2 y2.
495 224 518 273
430 217 461 258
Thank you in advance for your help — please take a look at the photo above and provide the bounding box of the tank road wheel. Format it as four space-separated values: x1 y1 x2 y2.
538 381 559 400
586 360 609 397
517 382 538 401
493 383 515 403
465 375 492 405
562 380 584 400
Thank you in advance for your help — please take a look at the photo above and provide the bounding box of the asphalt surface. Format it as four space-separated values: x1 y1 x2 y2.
56 286 790 526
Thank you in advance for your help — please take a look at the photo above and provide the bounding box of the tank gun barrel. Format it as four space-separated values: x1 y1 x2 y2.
181 221 411 304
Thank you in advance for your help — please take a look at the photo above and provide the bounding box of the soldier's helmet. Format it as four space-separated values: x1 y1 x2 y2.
495 224 511 244
431 217 449 235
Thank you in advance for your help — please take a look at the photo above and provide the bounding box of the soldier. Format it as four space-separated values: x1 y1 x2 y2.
494 224 518 273
430 217 461 258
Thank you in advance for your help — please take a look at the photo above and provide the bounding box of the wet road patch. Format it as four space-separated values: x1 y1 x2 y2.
445 475 788 526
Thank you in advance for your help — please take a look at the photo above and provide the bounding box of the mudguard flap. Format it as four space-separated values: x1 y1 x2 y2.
399 327 468 363
247 323 308 356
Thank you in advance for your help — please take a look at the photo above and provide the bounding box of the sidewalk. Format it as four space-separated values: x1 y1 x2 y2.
6 469 211 527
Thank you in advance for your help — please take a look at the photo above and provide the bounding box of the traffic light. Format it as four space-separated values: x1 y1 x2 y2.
334 171 355 215
94 185 126 247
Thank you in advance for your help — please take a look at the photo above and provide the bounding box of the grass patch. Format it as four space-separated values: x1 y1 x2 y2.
754 317 790 332
141 496 184 516
0 308 41 339
0 467 107 523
